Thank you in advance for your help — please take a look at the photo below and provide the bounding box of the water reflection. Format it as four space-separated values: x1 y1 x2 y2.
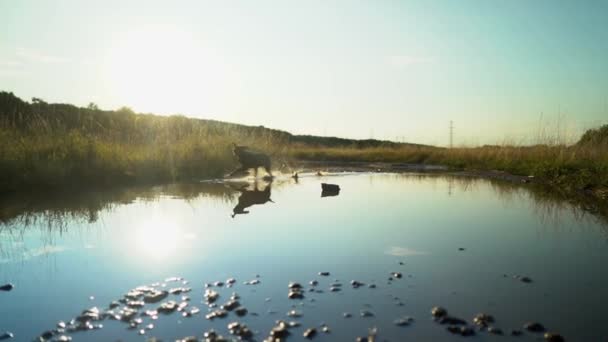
230 180 274 218
1 173 608 341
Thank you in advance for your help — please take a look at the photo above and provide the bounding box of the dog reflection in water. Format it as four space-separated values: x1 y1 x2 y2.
231 181 273 218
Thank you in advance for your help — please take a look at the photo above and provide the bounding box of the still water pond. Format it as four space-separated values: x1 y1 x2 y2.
1 173 607 341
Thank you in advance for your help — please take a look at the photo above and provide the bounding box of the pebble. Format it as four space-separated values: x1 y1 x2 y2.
391 272 403 279
488 327 503 335
511 329 523 336
472 313 495 327
431 306 448 318
227 321 253 339
0 283 14 292
157 301 178 314
143 290 168 304
544 332 565 341
309 280 318 286
221 299 240 311
205 309 228 320
268 321 291 339
204 289 220 304
394 316 414 326
360 310 374 317
524 322 545 332
176 336 197 342
287 310 302 317
288 289 304 299
351 280 364 288
438 316 467 325
318 272 330 276
343 312 352 318
447 325 475 336
303 328 317 339
235 306 248 316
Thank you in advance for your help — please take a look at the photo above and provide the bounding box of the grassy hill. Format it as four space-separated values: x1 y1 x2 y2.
1 91 606 200
0 91 422 192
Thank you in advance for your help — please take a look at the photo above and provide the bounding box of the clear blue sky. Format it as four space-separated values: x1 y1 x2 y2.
1 0 607 145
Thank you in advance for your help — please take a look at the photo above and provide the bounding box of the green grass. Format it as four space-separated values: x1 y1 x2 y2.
1 91 607 200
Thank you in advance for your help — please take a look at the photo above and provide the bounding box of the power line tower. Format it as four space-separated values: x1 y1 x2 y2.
449 120 454 148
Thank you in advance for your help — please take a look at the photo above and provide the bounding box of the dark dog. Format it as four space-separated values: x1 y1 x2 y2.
230 144 273 178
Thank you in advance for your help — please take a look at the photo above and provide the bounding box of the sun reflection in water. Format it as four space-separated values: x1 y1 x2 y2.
133 217 181 260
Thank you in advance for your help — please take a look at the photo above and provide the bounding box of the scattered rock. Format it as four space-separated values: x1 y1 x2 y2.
318 272 330 276
143 290 168 304
204 289 220 304
360 310 374 317
438 316 467 325
235 307 248 317
472 313 494 327
157 301 178 314
511 329 523 336
488 327 503 335
431 306 448 318
391 272 403 279
343 312 352 318
544 332 565 341
303 328 317 339
394 316 414 326
0 284 14 292
205 309 228 320
309 280 318 286
221 299 240 311
351 280 364 288
524 322 545 332
267 321 291 340
458 248 466 251
227 321 253 339
169 287 190 295
447 325 475 336
287 310 302 317
0 332 13 340
288 288 304 299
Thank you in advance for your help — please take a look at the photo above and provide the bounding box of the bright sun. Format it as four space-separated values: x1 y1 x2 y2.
104 26 227 114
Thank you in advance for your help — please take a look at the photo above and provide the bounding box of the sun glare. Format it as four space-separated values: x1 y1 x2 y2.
104 26 228 114
132 215 181 260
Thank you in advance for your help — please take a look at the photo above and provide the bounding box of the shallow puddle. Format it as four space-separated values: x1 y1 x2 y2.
0 173 607 341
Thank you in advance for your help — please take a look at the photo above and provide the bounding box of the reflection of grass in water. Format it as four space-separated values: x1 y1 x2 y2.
0 182 241 259
0 182 238 226
389 173 608 238
1 173 607 261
